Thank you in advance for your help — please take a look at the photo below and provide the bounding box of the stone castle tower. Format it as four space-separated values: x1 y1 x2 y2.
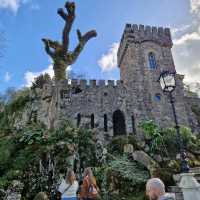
117 24 191 130
19 24 200 141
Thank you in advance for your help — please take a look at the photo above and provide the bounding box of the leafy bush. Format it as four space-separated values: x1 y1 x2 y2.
140 120 200 158
19 123 47 145
94 156 149 200
107 156 149 187
0 136 16 176
0 88 30 135
31 73 51 89
7 88 30 113
139 121 168 156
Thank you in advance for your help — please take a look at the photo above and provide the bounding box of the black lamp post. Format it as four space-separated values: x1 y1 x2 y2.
158 71 190 173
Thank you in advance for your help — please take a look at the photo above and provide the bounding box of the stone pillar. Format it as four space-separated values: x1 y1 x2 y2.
179 173 200 200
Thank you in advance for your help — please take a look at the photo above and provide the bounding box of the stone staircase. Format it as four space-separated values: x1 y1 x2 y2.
168 167 200 200
190 167 200 183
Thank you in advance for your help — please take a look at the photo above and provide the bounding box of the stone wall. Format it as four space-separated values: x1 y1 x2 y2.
25 79 134 142
15 23 200 141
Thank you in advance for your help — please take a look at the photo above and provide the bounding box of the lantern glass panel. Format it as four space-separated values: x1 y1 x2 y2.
164 74 175 88
160 77 166 91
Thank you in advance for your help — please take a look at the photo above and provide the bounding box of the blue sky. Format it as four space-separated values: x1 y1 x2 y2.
0 0 200 93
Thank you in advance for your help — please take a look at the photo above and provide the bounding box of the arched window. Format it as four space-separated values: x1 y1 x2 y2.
104 114 108 132
154 93 161 102
148 52 157 70
77 113 81 127
113 110 126 136
91 114 95 129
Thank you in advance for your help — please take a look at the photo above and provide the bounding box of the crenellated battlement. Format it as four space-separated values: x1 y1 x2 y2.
117 24 173 67
44 79 124 91
70 79 123 88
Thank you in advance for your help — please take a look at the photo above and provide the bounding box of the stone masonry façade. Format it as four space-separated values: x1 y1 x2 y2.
17 24 200 141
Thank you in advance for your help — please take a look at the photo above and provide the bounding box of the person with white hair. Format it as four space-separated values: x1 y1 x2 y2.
146 178 175 200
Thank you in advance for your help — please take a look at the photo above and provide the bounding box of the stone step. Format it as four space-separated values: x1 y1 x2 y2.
173 168 200 184
190 167 200 183
190 167 200 174
169 168 200 200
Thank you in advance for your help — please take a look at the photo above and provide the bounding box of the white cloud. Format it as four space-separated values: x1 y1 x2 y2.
190 0 200 14
4 72 11 82
24 65 72 87
0 0 32 13
98 42 119 72
173 30 200 45
24 65 54 87
186 82 200 96
170 0 200 91
0 0 20 13
171 24 191 36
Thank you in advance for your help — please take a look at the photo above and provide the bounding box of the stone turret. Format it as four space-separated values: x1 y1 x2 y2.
118 24 173 67
116 23 190 130
117 24 175 88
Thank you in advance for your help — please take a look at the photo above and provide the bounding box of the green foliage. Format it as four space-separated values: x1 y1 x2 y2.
107 193 148 200
191 104 200 124
78 128 96 167
0 121 98 199
108 136 129 155
0 88 30 135
6 88 30 113
139 120 168 156
140 120 200 159
151 166 176 188
95 156 149 200
0 176 11 189
107 156 149 186
0 136 16 175
19 123 47 145
31 73 51 89
139 120 159 139
0 108 12 135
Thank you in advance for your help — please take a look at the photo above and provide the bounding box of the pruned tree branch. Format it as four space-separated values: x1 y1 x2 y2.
42 39 55 58
69 29 97 64
57 2 75 52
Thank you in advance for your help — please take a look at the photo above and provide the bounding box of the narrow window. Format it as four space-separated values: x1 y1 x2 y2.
154 93 161 102
33 111 37 123
148 52 157 70
131 115 136 135
104 114 108 132
91 114 95 129
77 113 81 127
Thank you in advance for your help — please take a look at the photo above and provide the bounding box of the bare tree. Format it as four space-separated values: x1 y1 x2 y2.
42 2 97 82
